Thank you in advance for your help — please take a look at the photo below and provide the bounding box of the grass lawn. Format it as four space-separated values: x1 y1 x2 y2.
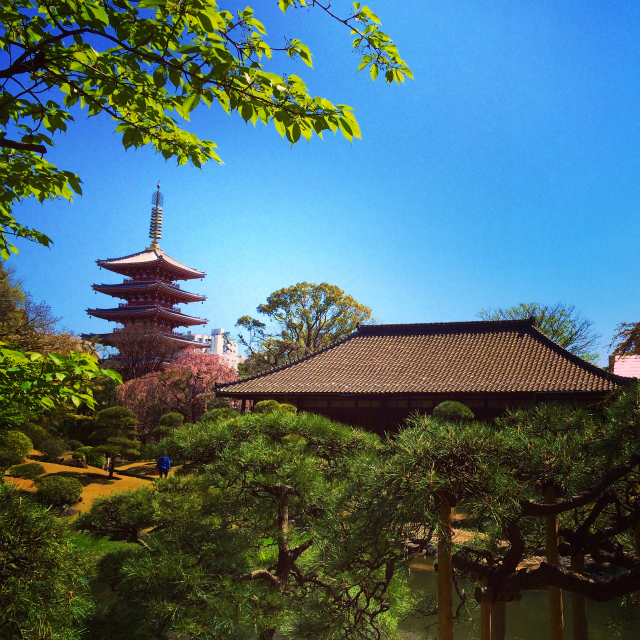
4 456 153 511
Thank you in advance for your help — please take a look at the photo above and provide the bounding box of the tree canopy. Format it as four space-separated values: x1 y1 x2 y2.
477 302 601 363
0 0 410 259
236 281 373 375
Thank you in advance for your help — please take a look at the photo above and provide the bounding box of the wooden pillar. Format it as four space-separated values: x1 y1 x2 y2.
545 485 564 640
490 601 505 640
241 398 247 413
481 577 491 640
438 499 453 640
570 554 588 640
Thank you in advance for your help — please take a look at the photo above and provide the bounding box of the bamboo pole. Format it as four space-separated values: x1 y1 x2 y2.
481 577 491 640
490 601 506 640
438 498 453 640
570 554 588 640
545 485 564 640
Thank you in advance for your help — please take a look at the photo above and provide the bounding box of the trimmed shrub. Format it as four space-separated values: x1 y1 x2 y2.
36 476 83 506
158 412 184 428
199 408 240 422
39 438 69 463
73 446 106 468
151 425 175 441
253 400 297 415
18 423 52 449
432 401 475 422
0 449 24 471
67 440 84 452
279 403 297 415
0 431 33 457
9 462 46 480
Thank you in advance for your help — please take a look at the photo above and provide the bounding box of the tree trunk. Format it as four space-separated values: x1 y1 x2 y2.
438 498 453 640
634 521 640 636
108 456 115 479
545 485 564 640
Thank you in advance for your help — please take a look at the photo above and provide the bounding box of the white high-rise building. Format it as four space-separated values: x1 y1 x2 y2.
183 328 245 370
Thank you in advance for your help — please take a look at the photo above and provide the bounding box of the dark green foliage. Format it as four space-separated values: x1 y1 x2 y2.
39 437 68 462
72 446 106 468
18 422 52 449
66 439 84 451
199 407 240 422
36 476 83 506
253 399 296 414
9 462 45 479
432 400 475 421
80 411 408 639
150 425 174 441
0 483 92 638
158 412 184 428
90 407 140 477
0 429 32 456
0 449 23 471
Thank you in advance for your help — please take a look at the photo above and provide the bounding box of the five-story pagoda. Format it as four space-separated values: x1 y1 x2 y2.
87 184 207 346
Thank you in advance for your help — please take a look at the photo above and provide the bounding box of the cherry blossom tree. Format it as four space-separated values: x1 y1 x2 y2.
117 352 237 435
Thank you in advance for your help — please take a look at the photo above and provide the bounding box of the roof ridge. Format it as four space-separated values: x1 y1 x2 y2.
355 318 536 335
526 324 632 384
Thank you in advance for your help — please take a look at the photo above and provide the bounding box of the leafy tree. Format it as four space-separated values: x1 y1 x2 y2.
0 483 93 639
477 302 601 363
78 411 411 639
151 411 184 441
237 282 373 374
0 0 410 260
0 346 122 429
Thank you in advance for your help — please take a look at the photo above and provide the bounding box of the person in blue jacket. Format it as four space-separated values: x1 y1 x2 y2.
156 453 171 478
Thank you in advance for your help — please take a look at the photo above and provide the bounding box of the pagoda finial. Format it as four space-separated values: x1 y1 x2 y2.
147 181 164 251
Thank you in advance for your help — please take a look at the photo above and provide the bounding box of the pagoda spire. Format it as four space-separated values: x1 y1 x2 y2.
147 181 164 251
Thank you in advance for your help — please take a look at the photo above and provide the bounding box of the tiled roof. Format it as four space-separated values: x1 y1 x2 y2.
92 282 206 302
97 249 205 279
218 319 631 395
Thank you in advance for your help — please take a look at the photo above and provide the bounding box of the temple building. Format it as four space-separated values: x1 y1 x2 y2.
217 318 632 433
86 184 207 346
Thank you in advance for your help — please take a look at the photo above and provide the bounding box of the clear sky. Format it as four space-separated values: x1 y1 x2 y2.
9 1 640 364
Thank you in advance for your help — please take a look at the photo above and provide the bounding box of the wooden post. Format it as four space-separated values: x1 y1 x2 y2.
438 498 454 640
481 577 491 640
490 601 505 640
241 398 247 413
545 485 564 640
570 554 588 640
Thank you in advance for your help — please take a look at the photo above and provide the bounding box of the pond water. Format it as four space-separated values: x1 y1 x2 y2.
401 557 638 640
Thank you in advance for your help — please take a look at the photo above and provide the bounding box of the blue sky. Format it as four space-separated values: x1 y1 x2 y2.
9 1 640 364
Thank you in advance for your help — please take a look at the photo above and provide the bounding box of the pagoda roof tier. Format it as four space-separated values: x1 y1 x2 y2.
92 281 206 303
81 331 204 348
87 305 207 327
96 249 205 280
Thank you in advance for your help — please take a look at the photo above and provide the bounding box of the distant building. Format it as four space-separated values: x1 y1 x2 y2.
180 328 245 371
610 355 640 378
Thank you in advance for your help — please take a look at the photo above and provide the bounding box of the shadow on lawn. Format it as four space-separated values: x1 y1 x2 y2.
45 470 123 487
